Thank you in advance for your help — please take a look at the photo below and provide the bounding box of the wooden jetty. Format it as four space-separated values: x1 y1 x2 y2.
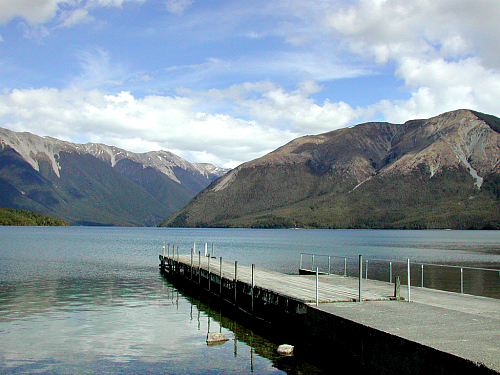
159 252 500 375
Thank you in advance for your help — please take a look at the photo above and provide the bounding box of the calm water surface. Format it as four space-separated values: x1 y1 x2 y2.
1 227 500 374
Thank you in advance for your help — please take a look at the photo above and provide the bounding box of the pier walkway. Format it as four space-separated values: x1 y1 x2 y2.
160 253 500 374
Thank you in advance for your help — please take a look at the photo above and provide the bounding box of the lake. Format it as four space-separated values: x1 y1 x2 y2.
1 227 499 374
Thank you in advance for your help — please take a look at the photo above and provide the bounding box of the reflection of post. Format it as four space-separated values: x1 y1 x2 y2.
197 309 201 330
250 348 254 373
234 337 237 358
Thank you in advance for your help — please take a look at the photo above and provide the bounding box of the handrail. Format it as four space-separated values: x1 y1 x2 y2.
299 252 500 299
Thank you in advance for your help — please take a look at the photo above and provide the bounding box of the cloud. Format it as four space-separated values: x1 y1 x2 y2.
57 8 94 28
72 47 127 89
165 0 193 15
0 87 301 168
0 0 63 25
322 0 500 122
0 0 146 29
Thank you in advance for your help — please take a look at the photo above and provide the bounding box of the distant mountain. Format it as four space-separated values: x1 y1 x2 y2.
162 109 500 229
0 128 228 226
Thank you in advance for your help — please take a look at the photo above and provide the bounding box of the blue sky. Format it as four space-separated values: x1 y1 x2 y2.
1 0 499 168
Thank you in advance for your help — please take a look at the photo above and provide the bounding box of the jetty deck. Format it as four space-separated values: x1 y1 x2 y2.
160 253 500 374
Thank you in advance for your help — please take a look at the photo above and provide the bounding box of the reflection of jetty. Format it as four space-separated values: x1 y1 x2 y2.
159 249 500 374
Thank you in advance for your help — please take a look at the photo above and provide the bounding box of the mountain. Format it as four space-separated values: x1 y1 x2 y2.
162 109 500 229
0 127 228 226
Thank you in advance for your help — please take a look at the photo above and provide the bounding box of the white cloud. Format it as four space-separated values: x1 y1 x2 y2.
73 47 127 89
165 0 193 15
322 0 500 122
0 0 146 29
0 87 302 168
57 8 94 28
0 0 64 25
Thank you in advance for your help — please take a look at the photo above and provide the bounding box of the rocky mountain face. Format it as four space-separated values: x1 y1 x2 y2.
162 109 500 229
0 128 228 226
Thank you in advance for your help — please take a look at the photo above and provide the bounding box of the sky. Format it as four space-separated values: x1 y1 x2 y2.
0 0 499 168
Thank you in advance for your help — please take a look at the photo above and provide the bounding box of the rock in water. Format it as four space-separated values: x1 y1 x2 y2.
277 344 294 355
206 332 229 345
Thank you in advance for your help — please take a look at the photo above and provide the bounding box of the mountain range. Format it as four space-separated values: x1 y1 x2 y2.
162 109 500 229
0 127 228 226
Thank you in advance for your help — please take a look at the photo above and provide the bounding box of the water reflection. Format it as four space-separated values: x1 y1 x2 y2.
0 268 322 374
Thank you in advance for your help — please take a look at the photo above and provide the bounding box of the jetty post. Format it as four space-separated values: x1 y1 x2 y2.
358 255 363 302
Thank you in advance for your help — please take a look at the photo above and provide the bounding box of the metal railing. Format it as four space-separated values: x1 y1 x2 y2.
300 253 500 299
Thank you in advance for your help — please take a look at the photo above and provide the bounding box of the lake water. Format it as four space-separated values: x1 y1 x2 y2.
1 227 500 374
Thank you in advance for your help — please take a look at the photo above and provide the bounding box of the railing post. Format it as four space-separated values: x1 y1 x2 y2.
328 256 331 275
407 258 411 302
220 257 223 296
234 261 238 304
316 267 319 306
198 251 201 285
390 261 393 283
300 253 303 270
344 258 347 276
190 250 193 280
460 267 464 294
365 259 369 280
251 264 255 312
208 255 211 291
312 255 315 270
358 255 363 302
421 264 424 288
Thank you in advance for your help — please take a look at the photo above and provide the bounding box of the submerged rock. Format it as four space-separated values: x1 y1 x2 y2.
206 332 229 346
277 344 294 355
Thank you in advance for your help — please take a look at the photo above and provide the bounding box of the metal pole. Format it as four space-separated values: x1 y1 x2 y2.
234 261 238 304
208 255 211 291
407 258 411 302
205 243 208 257
421 264 424 288
212 243 215 258
328 256 331 275
190 251 193 280
300 253 303 270
312 255 315 270
193 241 196 255
390 261 393 283
460 267 464 294
220 257 223 296
365 259 368 279
358 255 363 302
198 251 201 285
162 241 165 257
251 264 255 312
316 267 319 306
344 258 347 276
